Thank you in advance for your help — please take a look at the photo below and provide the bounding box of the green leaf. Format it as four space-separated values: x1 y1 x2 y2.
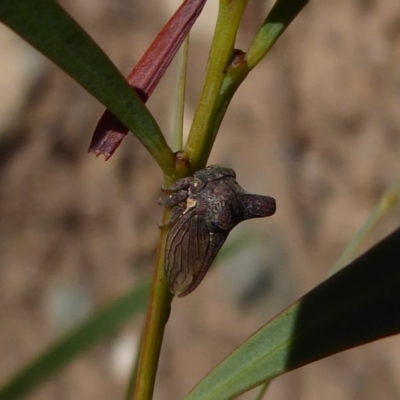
0 281 150 400
246 0 310 70
0 0 174 173
184 228 400 400
329 176 400 275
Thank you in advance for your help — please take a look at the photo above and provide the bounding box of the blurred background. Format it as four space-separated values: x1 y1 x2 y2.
1 0 400 399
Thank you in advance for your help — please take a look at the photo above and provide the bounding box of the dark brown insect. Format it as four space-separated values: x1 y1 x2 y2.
160 165 276 297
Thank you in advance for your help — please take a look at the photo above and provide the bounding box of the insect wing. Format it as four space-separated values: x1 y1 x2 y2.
180 230 227 297
165 210 208 295
165 210 226 296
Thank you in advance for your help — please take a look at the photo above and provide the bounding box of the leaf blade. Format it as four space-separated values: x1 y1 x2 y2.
0 282 150 400
89 0 206 159
185 228 400 400
0 0 174 172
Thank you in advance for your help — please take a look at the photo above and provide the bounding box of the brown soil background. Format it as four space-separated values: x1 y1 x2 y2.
1 0 400 399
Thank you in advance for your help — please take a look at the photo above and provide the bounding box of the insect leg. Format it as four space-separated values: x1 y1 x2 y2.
161 176 194 193
158 190 188 207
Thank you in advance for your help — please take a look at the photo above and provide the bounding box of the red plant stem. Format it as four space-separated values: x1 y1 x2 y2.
89 0 206 160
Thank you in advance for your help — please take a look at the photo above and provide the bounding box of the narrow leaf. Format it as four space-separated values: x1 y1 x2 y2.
89 0 206 159
0 282 150 400
0 0 174 172
246 0 310 70
185 227 400 400
329 176 400 275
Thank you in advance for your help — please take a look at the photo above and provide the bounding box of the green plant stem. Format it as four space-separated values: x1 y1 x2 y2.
202 52 250 157
173 35 190 152
205 0 310 148
245 0 309 70
124 333 141 400
132 208 174 400
185 0 248 171
329 176 400 276
185 0 309 170
253 381 271 400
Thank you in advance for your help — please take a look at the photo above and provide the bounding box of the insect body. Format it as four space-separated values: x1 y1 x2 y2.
160 165 276 297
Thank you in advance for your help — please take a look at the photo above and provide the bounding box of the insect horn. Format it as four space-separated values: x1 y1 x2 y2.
240 193 276 219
